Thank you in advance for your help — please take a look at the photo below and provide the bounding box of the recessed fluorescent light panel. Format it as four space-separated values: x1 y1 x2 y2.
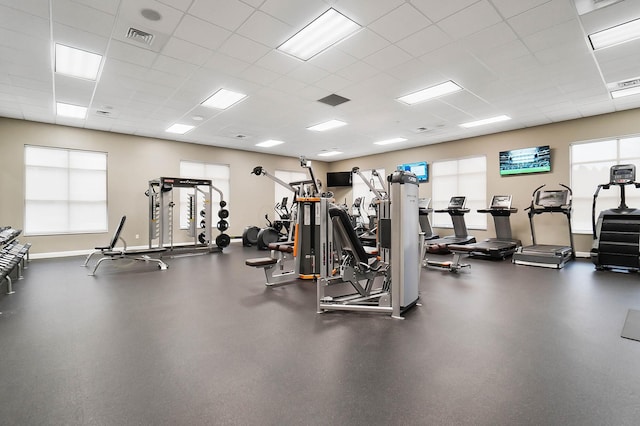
56 102 87 119
277 8 360 61
165 124 195 134
374 137 407 146
55 44 102 80
256 139 284 148
460 115 511 128
318 151 342 157
201 89 247 109
397 81 463 105
307 119 347 132
589 18 640 50
611 86 640 99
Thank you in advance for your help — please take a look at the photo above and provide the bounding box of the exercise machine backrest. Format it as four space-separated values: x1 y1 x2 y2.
329 207 371 266
109 216 127 250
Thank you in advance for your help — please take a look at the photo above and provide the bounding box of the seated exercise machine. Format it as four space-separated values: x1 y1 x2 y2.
448 195 521 260
317 170 420 319
246 157 328 285
512 184 575 269
82 216 168 275
591 164 640 272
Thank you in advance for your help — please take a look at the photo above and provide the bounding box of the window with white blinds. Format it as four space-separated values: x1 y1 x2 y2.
24 145 107 235
431 156 487 229
570 136 640 233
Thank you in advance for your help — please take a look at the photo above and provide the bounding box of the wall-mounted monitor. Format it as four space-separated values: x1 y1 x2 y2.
397 161 428 182
326 171 352 187
499 145 551 176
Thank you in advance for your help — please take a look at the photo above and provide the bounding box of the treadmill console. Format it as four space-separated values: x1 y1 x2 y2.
418 198 431 209
448 196 466 209
490 195 512 209
610 164 636 185
535 190 568 208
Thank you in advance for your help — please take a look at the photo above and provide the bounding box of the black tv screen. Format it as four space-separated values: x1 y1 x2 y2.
397 161 428 182
326 171 352 187
499 145 551 176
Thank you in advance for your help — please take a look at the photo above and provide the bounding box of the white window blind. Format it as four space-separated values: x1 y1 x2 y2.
431 156 486 229
179 161 230 229
24 145 107 235
570 136 640 233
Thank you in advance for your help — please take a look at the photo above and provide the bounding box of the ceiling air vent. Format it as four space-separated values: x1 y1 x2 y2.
126 27 154 46
318 94 350 107
96 110 112 117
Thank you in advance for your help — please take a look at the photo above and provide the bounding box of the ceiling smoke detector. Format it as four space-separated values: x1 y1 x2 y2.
126 27 154 46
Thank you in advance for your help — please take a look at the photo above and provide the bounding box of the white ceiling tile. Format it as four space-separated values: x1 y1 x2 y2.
203 52 252 76
336 28 389 60
118 0 185 35
53 0 115 38
314 73 353 93
368 3 431 43
153 54 199 77
0 0 50 19
461 22 519 56
188 0 255 31
53 23 110 56
69 0 119 15
577 101 616 117
0 4 50 39
396 25 452 57
437 1 503 40
409 0 478 23
595 39 640 84
157 0 193 12
363 45 412 71
10 75 51 93
242 0 267 8
269 76 308 95
508 0 577 38
309 48 358 73
579 0 640 34
490 0 552 19
256 50 300 74
386 59 447 88
335 60 380 82
162 37 213 65
334 0 405 26
55 74 95 105
218 34 271 63
259 0 328 27
107 40 158 67
236 10 293 48
175 15 232 50
522 19 584 52
240 65 281 86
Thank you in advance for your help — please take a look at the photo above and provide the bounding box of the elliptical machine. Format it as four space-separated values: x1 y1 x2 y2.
591 164 640 272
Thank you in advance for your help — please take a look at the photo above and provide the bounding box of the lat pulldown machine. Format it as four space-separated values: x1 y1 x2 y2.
591 164 640 272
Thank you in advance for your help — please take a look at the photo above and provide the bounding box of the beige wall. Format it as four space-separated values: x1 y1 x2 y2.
328 108 640 253
3 108 640 255
0 118 327 254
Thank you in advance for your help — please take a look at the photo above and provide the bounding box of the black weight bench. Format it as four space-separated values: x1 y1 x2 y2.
0 241 31 294
82 216 168 275
245 242 296 286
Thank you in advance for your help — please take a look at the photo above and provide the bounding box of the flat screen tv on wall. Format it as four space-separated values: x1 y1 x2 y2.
499 145 551 176
397 161 428 182
326 171 352 187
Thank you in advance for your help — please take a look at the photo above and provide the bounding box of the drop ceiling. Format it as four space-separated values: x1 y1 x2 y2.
1 0 640 161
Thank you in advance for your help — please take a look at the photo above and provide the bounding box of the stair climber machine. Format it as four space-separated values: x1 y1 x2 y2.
317 170 420 319
512 184 575 269
448 195 521 260
591 164 640 272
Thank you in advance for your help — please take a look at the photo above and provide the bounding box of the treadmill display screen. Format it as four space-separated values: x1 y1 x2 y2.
535 190 568 207
448 196 466 209
491 195 512 209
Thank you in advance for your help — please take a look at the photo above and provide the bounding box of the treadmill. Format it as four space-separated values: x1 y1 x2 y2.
424 196 475 254
418 197 439 241
512 184 575 269
449 195 521 259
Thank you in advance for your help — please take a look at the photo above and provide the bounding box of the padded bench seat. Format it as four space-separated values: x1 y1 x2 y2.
246 257 278 267
267 243 294 253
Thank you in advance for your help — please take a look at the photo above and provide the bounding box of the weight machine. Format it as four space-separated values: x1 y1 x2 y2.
147 177 230 255
317 170 420 319
591 164 640 272
246 158 328 285
351 167 388 249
